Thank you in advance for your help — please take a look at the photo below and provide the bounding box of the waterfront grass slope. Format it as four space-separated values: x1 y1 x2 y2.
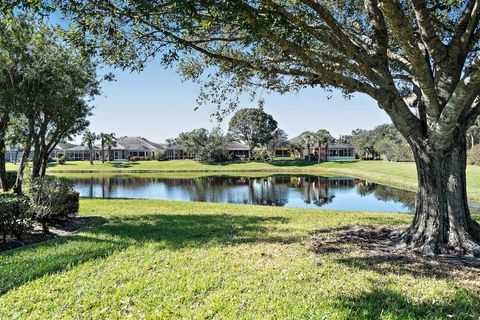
1 199 479 319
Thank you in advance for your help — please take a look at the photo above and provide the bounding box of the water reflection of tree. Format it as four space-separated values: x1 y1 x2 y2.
287 176 339 207
71 175 415 210
356 181 416 210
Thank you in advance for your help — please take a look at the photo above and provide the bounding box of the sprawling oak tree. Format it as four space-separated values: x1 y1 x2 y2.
12 0 480 255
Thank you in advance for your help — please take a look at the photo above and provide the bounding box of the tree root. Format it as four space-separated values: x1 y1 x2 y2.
311 225 480 279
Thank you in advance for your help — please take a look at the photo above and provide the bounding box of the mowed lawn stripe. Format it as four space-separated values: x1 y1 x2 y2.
1 199 479 319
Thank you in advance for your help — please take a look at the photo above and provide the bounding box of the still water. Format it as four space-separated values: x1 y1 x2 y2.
69 175 416 212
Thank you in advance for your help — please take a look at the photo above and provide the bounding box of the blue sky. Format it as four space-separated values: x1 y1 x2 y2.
84 61 391 144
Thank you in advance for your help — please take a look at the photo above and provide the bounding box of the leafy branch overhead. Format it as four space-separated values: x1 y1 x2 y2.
10 0 478 144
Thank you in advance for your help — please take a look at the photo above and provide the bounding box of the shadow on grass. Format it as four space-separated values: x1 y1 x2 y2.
270 159 361 167
0 213 292 294
109 161 141 168
312 226 480 281
93 213 293 247
337 280 480 319
47 162 76 168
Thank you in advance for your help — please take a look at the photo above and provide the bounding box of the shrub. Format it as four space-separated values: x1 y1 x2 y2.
130 156 152 161
0 194 32 242
155 149 167 161
468 145 480 165
253 147 273 162
57 154 66 165
28 176 80 233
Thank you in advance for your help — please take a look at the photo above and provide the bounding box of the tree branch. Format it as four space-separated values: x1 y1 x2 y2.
378 0 441 119
409 0 447 63
436 57 480 142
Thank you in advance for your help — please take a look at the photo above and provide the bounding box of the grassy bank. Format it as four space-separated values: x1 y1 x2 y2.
8 159 480 201
1 199 479 319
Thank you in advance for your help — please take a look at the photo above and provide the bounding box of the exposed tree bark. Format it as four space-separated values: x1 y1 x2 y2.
0 115 9 192
89 144 94 165
101 141 105 163
13 118 34 196
317 143 321 164
402 129 480 256
40 149 49 177
0 141 7 192
13 142 31 196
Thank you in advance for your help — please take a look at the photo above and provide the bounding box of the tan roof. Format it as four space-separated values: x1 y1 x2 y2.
115 136 164 151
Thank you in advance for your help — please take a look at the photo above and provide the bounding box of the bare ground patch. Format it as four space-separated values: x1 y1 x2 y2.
1 217 95 252
311 225 480 283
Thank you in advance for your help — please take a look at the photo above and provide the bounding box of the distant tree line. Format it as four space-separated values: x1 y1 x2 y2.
168 107 290 163
340 124 414 162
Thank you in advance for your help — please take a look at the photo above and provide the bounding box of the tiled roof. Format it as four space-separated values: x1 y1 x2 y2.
116 136 164 151
55 142 78 150
227 141 249 150
66 145 101 151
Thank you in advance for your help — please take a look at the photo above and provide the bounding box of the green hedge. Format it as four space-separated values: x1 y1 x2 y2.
28 176 80 232
0 194 32 242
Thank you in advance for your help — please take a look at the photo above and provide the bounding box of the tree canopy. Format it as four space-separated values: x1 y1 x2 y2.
228 107 278 159
0 14 101 190
7 0 480 255
174 127 231 162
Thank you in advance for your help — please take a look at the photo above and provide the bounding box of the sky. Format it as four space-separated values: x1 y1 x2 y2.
83 60 391 144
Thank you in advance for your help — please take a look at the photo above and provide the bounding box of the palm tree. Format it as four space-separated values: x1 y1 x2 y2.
105 134 117 161
82 130 97 165
300 131 317 162
315 129 334 163
99 133 117 162
287 143 303 159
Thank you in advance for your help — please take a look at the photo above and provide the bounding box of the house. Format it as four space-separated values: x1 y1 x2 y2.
63 136 164 161
51 142 77 159
227 141 250 160
286 135 355 161
324 143 355 160
5 142 66 163
164 144 195 160
108 136 164 160
65 145 102 161
164 141 251 160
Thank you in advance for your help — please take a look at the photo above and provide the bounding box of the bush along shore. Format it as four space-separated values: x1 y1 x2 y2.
0 175 79 250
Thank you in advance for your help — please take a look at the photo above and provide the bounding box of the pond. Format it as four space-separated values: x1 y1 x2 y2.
68 175 416 213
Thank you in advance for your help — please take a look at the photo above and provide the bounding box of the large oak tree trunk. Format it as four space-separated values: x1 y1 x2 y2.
402 131 480 256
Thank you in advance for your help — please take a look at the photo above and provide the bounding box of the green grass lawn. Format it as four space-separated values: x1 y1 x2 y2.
1 199 479 319
8 159 480 201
